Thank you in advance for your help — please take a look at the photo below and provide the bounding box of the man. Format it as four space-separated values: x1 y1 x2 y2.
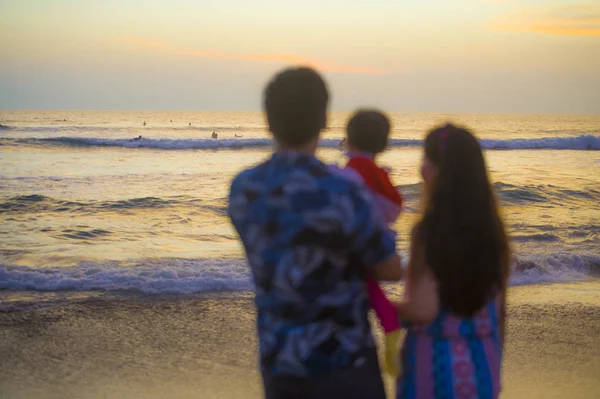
228 67 402 399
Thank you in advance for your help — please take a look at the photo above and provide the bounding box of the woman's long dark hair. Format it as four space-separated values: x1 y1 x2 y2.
417 124 510 317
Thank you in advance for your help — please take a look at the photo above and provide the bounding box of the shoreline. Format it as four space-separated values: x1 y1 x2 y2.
1 281 599 399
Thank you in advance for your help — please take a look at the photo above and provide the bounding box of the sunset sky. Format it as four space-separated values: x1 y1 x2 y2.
1 0 598 113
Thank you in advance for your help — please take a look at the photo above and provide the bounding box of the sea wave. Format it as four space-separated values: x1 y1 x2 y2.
386 182 600 208
2 124 599 135
0 259 252 294
510 253 599 285
0 125 258 133
493 182 600 205
0 194 220 215
480 135 599 150
0 253 597 295
7 137 275 149
2 182 599 216
1 134 599 150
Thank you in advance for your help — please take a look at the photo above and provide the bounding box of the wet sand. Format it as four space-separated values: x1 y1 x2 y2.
1 281 599 399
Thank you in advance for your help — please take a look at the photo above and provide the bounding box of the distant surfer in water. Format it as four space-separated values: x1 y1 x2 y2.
235 134 243 138
211 132 218 139
132 135 143 141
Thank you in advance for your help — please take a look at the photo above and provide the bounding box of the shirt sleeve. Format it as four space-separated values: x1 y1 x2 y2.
227 172 248 233
345 185 397 268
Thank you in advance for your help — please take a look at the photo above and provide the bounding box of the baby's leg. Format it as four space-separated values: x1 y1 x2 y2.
367 276 402 377
366 276 400 333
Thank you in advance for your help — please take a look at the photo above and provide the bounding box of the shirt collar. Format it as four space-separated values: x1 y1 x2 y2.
271 150 318 163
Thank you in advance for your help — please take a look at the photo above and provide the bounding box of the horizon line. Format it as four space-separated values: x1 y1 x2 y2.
1 108 599 116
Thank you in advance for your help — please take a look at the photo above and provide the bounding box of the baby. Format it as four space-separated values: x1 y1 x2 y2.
331 109 403 376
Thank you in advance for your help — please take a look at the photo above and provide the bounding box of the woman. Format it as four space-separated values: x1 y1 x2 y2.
395 124 510 399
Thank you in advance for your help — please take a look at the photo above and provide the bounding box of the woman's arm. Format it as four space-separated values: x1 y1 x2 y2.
395 269 439 325
393 226 440 325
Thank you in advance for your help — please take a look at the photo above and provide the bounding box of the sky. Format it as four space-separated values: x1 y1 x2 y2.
0 0 599 113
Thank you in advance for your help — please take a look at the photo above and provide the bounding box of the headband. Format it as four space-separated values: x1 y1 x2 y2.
440 124 451 152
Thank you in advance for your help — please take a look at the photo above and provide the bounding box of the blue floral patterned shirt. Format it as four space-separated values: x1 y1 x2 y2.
228 152 396 377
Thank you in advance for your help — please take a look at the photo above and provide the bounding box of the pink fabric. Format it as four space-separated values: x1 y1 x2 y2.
415 335 435 399
442 314 463 338
366 277 400 333
451 340 478 399
482 337 501 398
400 299 502 399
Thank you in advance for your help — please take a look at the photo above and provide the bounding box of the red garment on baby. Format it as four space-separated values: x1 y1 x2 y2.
346 157 403 224
346 156 402 334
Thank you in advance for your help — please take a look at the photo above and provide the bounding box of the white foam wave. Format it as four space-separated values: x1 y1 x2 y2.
5 125 261 133
480 135 599 150
510 253 599 285
36 137 274 149
0 253 597 295
8 134 598 150
0 259 252 294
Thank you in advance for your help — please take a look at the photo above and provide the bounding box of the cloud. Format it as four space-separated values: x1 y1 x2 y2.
488 4 600 36
116 37 389 74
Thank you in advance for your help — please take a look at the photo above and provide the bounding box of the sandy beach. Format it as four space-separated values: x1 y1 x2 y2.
1 281 599 399
2 0 600 395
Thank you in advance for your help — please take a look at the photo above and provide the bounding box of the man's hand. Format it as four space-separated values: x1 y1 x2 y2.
372 254 403 281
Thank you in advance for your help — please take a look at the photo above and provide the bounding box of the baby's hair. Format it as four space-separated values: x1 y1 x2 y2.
346 110 391 155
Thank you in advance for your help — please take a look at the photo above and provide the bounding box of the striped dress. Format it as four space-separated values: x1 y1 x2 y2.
397 298 503 399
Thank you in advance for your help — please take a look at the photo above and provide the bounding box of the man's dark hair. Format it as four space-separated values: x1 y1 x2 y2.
264 67 329 147
346 110 391 155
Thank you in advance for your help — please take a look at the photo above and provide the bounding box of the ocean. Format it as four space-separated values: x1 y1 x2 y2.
0 110 599 303
1 110 600 399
